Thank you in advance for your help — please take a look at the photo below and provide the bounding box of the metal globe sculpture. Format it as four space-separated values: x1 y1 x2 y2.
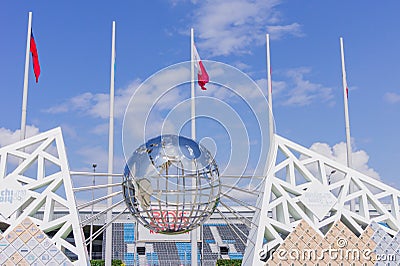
123 134 220 234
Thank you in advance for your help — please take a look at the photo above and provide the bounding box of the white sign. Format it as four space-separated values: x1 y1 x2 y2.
0 177 28 219
299 181 337 220
138 222 200 241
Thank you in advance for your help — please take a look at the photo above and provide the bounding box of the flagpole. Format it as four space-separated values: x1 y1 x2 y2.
105 21 116 266
340 37 353 168
190 27 198 266
266 33 278 221
266 34 274 147
340 37 355 211
191 28 196 141
20 12 32 141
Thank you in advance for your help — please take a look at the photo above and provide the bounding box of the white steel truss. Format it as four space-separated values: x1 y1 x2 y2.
243 134 400 265
0 127 89 265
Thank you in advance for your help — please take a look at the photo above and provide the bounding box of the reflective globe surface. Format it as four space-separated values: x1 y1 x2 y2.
123 135 220 234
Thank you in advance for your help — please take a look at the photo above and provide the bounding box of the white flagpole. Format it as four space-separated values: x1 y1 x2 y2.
190 27 198 266
266 34 277 221
340 37 352 168
266 34 274 146
20 12 32 141
340 37 355 211
191 28 196 141
105 21 116 266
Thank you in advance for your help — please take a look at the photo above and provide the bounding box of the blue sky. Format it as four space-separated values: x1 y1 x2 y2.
1 0 400 189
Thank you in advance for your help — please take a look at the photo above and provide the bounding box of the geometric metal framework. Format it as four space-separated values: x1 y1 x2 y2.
0 127 89 265
4 127 398 265
243 134 400 265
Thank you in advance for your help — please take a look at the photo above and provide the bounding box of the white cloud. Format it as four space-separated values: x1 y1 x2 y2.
169 0 198 5
266 23 303 39
252 68 334 107
45 92 94 114
0 125 40 148
193 0 303 56
0 125 60 167
91 123 109 135
255 78 286 97
233 61 251 71
309 141 380 180
278 68 334 106
45 66 194 125
60 124 78 139
383 92 400 104
76 145 125 172
44 80 142 119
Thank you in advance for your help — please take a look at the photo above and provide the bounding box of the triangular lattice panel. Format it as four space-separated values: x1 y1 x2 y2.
243 134 400 266
0 127 88 265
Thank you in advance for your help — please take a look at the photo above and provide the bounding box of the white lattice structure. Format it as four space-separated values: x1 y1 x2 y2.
243 134 400 265
0 127 89 265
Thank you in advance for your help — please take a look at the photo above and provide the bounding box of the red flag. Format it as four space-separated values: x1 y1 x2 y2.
30 32 40 83
193 44 209 90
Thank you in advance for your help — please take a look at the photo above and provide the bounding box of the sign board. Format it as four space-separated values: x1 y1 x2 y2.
0 177 28 219
138 222 200 242
299 181 337 220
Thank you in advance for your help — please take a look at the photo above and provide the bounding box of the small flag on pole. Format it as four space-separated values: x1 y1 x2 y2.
30 32 40 83
193 44 209 90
